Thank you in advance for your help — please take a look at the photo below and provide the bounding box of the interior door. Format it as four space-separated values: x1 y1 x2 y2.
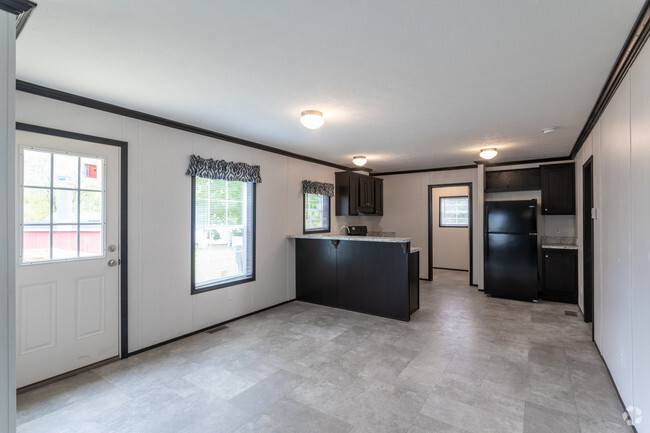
15 130 120 388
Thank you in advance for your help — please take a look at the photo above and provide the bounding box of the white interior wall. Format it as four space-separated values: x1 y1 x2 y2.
432 186 469 270
630 44 650 431
1 10 16 433
573 39 650 431
380 169 480 283
15 91 343 353
599 74 633 405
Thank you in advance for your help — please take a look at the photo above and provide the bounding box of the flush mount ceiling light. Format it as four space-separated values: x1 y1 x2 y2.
479 148 498 160
300 110 324 129
542 127 556 134
352 155 367 166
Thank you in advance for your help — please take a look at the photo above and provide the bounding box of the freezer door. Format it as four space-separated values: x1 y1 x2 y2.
484 233 538 301
485 200 537 234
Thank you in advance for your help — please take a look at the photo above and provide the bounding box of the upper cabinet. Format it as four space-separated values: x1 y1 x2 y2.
540 163 575 215
335 172 383 216
485 168 541 192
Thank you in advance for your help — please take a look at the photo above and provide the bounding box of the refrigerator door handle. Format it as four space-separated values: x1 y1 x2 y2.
485 234 489 261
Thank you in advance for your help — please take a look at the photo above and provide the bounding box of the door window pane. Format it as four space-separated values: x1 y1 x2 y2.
53 225 78 260
53 154 78 188
80 157 103 191
53 190 78 224
21 147 105 263
80 191 102 223
23 150 51 187
80 225 102 257
23 188 51 224
23 226 51 262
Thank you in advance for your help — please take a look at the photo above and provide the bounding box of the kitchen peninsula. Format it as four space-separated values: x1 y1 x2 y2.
288 234 420 321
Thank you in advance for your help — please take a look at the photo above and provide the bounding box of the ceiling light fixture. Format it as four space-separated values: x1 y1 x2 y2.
479 148 498 160
300 110 324 129
542 127 556 134
352 156 367 166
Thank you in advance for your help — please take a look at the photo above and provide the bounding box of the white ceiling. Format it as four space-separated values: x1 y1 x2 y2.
16 0 645 172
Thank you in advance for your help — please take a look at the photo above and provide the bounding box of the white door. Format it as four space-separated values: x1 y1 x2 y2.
15 130 120 388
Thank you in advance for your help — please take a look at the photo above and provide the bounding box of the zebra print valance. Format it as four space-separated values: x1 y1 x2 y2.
302 180 334 197
186 155 262 183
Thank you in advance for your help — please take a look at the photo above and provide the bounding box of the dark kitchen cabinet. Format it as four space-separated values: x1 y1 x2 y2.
541 163 575 215
295 239 337 306
542 248 578 303
296 238 418 321
485 168 541 192
335 172 383 216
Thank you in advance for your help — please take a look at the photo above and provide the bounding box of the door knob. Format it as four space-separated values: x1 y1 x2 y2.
108 259 119 267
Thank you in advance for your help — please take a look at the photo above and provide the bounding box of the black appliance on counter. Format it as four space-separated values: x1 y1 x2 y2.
484 199 538 302
348 225 367 236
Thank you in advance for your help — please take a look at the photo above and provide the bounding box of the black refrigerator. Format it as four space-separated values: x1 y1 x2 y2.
484 199 538 302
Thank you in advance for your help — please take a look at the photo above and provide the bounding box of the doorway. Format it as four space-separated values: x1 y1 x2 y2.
15 124 128 389
583 157 594 333
428 183 473 284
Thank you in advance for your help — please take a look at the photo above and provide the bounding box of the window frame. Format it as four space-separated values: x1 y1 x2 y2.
303 193 331 234
439 195 469 228
190 176 256 294
19 146 107 265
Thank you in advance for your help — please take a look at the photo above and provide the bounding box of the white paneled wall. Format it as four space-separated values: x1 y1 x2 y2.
15 92 342 353
380 169 480 283
599 74 633 404
630 43 650 432
1 11 16 433
575 40 650 432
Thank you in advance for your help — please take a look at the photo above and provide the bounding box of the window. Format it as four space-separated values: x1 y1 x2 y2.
440 196 469 227
304 193 330 233
191 177 255 293
20 148 104 263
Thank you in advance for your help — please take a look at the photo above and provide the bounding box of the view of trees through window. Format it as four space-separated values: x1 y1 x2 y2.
193 177 253 290
21 148 104 262
304 193 329 232
440 196 469 227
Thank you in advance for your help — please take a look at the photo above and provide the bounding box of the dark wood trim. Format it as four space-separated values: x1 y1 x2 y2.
0 0 35 15
570 0 650 159
15 80 369 172
17 355 119 395
428 183 473 286
483 157 572 169
190 179 256 295
433 266 469 272
128 298 296 357
583 156 594 332
303 193 331 234
372 165 477 177
15 122 130 358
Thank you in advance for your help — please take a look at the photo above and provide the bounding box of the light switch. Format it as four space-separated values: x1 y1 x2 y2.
591 208 598 219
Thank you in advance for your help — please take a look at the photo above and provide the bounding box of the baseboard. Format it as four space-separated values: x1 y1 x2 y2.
432 267 469 272
127 298 296 357
594 344 639 432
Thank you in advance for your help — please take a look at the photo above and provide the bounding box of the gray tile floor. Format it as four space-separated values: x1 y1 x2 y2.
17 270 633 433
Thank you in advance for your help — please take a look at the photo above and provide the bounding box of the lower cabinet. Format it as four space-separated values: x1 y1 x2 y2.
295 239 418 321
542 248 578 303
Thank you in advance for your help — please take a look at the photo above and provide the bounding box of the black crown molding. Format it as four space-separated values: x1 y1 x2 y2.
482 156 572 168
0 0 35 15
372 164 478 177
16 80 373 173
570 0 650 159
